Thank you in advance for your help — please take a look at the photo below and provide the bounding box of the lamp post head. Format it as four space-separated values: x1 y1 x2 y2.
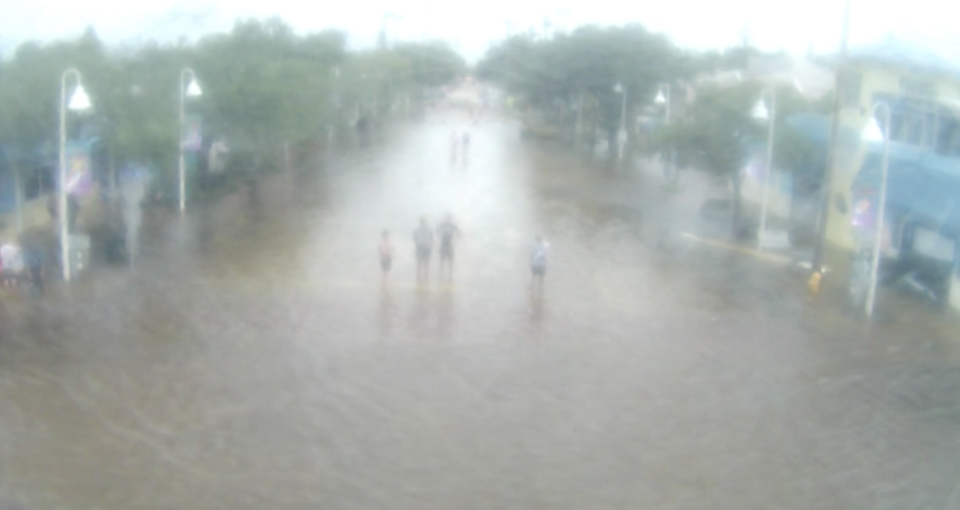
613 82 623 94
186 77 202 97
68 84 92 111
861 117 885 143
751 99 769 121
655 90 666 104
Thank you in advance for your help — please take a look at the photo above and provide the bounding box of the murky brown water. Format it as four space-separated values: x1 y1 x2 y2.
2 110 960 509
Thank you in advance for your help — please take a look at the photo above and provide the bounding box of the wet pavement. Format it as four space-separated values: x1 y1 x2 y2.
2 110 960 509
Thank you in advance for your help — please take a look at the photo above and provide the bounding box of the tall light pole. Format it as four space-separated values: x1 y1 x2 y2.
614 82 627 163
59 68 92 283
330 67 340 148
861 102 891 318
752 89 776 251
575 90 585 147
179 68 202 213
656 84 673 185
655 84 671 123
810 0 852 277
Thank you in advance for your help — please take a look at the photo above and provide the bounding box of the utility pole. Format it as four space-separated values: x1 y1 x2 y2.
810 0 852 280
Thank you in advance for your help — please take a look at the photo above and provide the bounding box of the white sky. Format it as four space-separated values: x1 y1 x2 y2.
0 0 957 63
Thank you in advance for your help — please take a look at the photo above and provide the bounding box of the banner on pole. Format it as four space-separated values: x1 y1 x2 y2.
65 141 93 195
183 115 203 151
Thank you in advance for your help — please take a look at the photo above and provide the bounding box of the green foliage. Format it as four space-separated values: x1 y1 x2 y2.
194 18 341 152
0 19 465 186
394 41 467 88
651 82 825 177
477 25 682 133
649 81 825 236
661 82 761 176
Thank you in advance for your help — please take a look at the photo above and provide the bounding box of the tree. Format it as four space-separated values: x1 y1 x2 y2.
651 81 826 239
193 18 342 157
477 25 683 152
652 82 761 237
0 29 114 197
0 18 466 204
393 41 466 89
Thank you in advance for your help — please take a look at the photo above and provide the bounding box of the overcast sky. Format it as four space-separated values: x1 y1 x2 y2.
1 0 957 62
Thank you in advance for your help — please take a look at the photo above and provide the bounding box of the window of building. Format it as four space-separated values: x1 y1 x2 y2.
890 109 928 146
839 70 862 108
874 93 938 148
935 111 960 157
900 77 936 97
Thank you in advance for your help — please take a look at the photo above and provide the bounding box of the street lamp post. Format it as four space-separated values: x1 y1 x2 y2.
752 90 776 251
614 82 627 163
575 90 585 147
861 102 892 318
59 68 92 283
655 84 671 123
330 67 340 148
179 68 202 213
656 84 674 185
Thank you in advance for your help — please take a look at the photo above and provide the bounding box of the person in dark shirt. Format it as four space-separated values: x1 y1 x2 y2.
379 230 393 283
413 218 434 281
530 236 549 292
23 247 45 296
436 215 461 280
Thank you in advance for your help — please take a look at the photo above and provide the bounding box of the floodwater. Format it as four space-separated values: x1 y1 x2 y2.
2 110 960 510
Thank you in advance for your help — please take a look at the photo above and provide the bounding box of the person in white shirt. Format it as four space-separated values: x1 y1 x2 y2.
530 236 549 291
0 241 24 287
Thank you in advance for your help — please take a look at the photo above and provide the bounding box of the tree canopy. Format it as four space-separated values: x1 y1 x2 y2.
477 25 685 136
0 19 466 188
477 26 829 237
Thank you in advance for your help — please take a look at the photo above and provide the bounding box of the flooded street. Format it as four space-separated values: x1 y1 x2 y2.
2 111 960 509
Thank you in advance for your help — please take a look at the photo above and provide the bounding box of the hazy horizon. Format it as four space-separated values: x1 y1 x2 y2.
2 0 958 63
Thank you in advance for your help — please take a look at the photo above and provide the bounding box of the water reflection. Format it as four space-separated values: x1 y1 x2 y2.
528 293 544 328
410 278 430 332
377 286 394 339
3 110 960 510
196 203 214 253
246 179 263 218
436 284 454 341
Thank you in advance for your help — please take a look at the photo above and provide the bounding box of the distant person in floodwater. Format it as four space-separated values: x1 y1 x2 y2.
379 230 393 283
450 129 460 152
530 236 549 291
23 246 45 296
413 218 434 281
436 215 461 279
0 240 24 288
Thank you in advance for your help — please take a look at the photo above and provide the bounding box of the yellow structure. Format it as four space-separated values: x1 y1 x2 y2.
824 38 960 250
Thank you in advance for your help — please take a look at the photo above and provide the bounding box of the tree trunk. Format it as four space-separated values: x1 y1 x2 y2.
731 169 742 239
